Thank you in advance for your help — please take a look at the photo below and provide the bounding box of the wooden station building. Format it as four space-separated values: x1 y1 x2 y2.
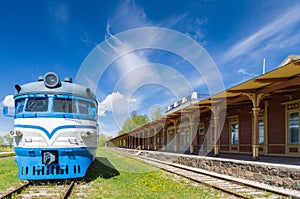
108 56 300 160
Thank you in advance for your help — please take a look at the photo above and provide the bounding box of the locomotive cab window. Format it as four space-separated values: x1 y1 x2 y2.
78 100 97 118
25 98 48 112
15 98 26 114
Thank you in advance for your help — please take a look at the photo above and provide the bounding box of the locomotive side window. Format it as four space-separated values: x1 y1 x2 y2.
78 100 97 118
26 98 48 112
54 98 77 113
15 98 26 114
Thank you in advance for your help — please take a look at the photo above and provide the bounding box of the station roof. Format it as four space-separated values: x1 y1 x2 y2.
110 55 300 140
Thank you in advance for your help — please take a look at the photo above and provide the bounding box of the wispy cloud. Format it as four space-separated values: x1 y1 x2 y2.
221 4 300 64
2 95 14 107
53 4 69 23
238 68 257 77
48 2 70 40
108 0 151 33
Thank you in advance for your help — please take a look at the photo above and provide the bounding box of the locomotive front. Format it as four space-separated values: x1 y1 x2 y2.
10 72 99 180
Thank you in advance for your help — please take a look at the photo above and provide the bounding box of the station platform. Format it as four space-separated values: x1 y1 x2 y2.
112 147 300 191
204 152 300 166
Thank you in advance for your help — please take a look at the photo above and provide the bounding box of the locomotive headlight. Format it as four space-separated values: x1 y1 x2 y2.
15 130 23 137
44 72 60 88
81 131 93 137
9 130 23 137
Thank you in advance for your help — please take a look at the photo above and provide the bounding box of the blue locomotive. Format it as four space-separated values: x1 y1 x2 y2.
7 72 99 180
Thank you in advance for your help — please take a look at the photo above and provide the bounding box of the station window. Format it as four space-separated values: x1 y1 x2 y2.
230 120 239 145
288 112 299 144
185 130 190 146
198 124 205 135
258 119 264 144
53 98 77 113
197 123 205 147
25 98 48 112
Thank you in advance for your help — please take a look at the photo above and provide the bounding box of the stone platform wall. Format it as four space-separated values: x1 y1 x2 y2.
113 148 300 190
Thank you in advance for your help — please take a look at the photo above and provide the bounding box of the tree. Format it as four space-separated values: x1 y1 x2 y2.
99 133 113 147
118 111 149 135
0 135 3 147
150 106 164 121
4 134 13 148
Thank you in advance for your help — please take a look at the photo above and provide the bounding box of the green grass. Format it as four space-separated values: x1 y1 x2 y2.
82 148 223 199
0 157 22 192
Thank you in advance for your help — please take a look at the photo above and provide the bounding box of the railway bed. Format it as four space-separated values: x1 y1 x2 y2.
113 148 300 198
0 152 15 159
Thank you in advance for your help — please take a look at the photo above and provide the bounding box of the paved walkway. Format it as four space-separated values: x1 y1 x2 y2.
204 152 300 166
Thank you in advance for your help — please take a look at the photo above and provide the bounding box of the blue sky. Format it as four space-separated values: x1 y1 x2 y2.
0 0 300 137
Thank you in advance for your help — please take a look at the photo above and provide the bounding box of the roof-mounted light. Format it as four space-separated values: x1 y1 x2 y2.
44 72 60 88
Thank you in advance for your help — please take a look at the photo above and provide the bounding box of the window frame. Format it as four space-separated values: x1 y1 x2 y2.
229 116 239 146
25 97 49 113
282 99 300 155
287 111 299 145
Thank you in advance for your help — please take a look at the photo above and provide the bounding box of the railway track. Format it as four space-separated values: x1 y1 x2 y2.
0 152 15 158
0 180 75 199
114 149 300 199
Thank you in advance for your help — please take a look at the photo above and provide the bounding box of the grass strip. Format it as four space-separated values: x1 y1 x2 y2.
0 157 22 192
83 147 223 199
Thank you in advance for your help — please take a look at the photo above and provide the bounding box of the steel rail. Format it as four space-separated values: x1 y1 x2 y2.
61 180 75 199
0 181 31 199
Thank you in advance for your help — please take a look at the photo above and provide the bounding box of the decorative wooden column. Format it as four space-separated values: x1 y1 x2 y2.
170 120 179 152
264 101 269 155
206 105 223 157
213 113 220 157
186 114 197 154
158 128 162 150
163 127 167 151
189 121 194 154
244 93 266 160
137 132 140 149
142 131 145 149
147 130 150 150
252 107 260 160
133 134 136 149
154 128 157 151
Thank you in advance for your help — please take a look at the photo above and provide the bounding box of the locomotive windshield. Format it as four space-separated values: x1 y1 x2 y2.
14 95 97 120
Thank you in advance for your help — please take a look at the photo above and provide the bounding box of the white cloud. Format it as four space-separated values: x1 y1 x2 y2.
98 92 137 117
2 95 14 107
221 5 300 63
98 92 124 116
